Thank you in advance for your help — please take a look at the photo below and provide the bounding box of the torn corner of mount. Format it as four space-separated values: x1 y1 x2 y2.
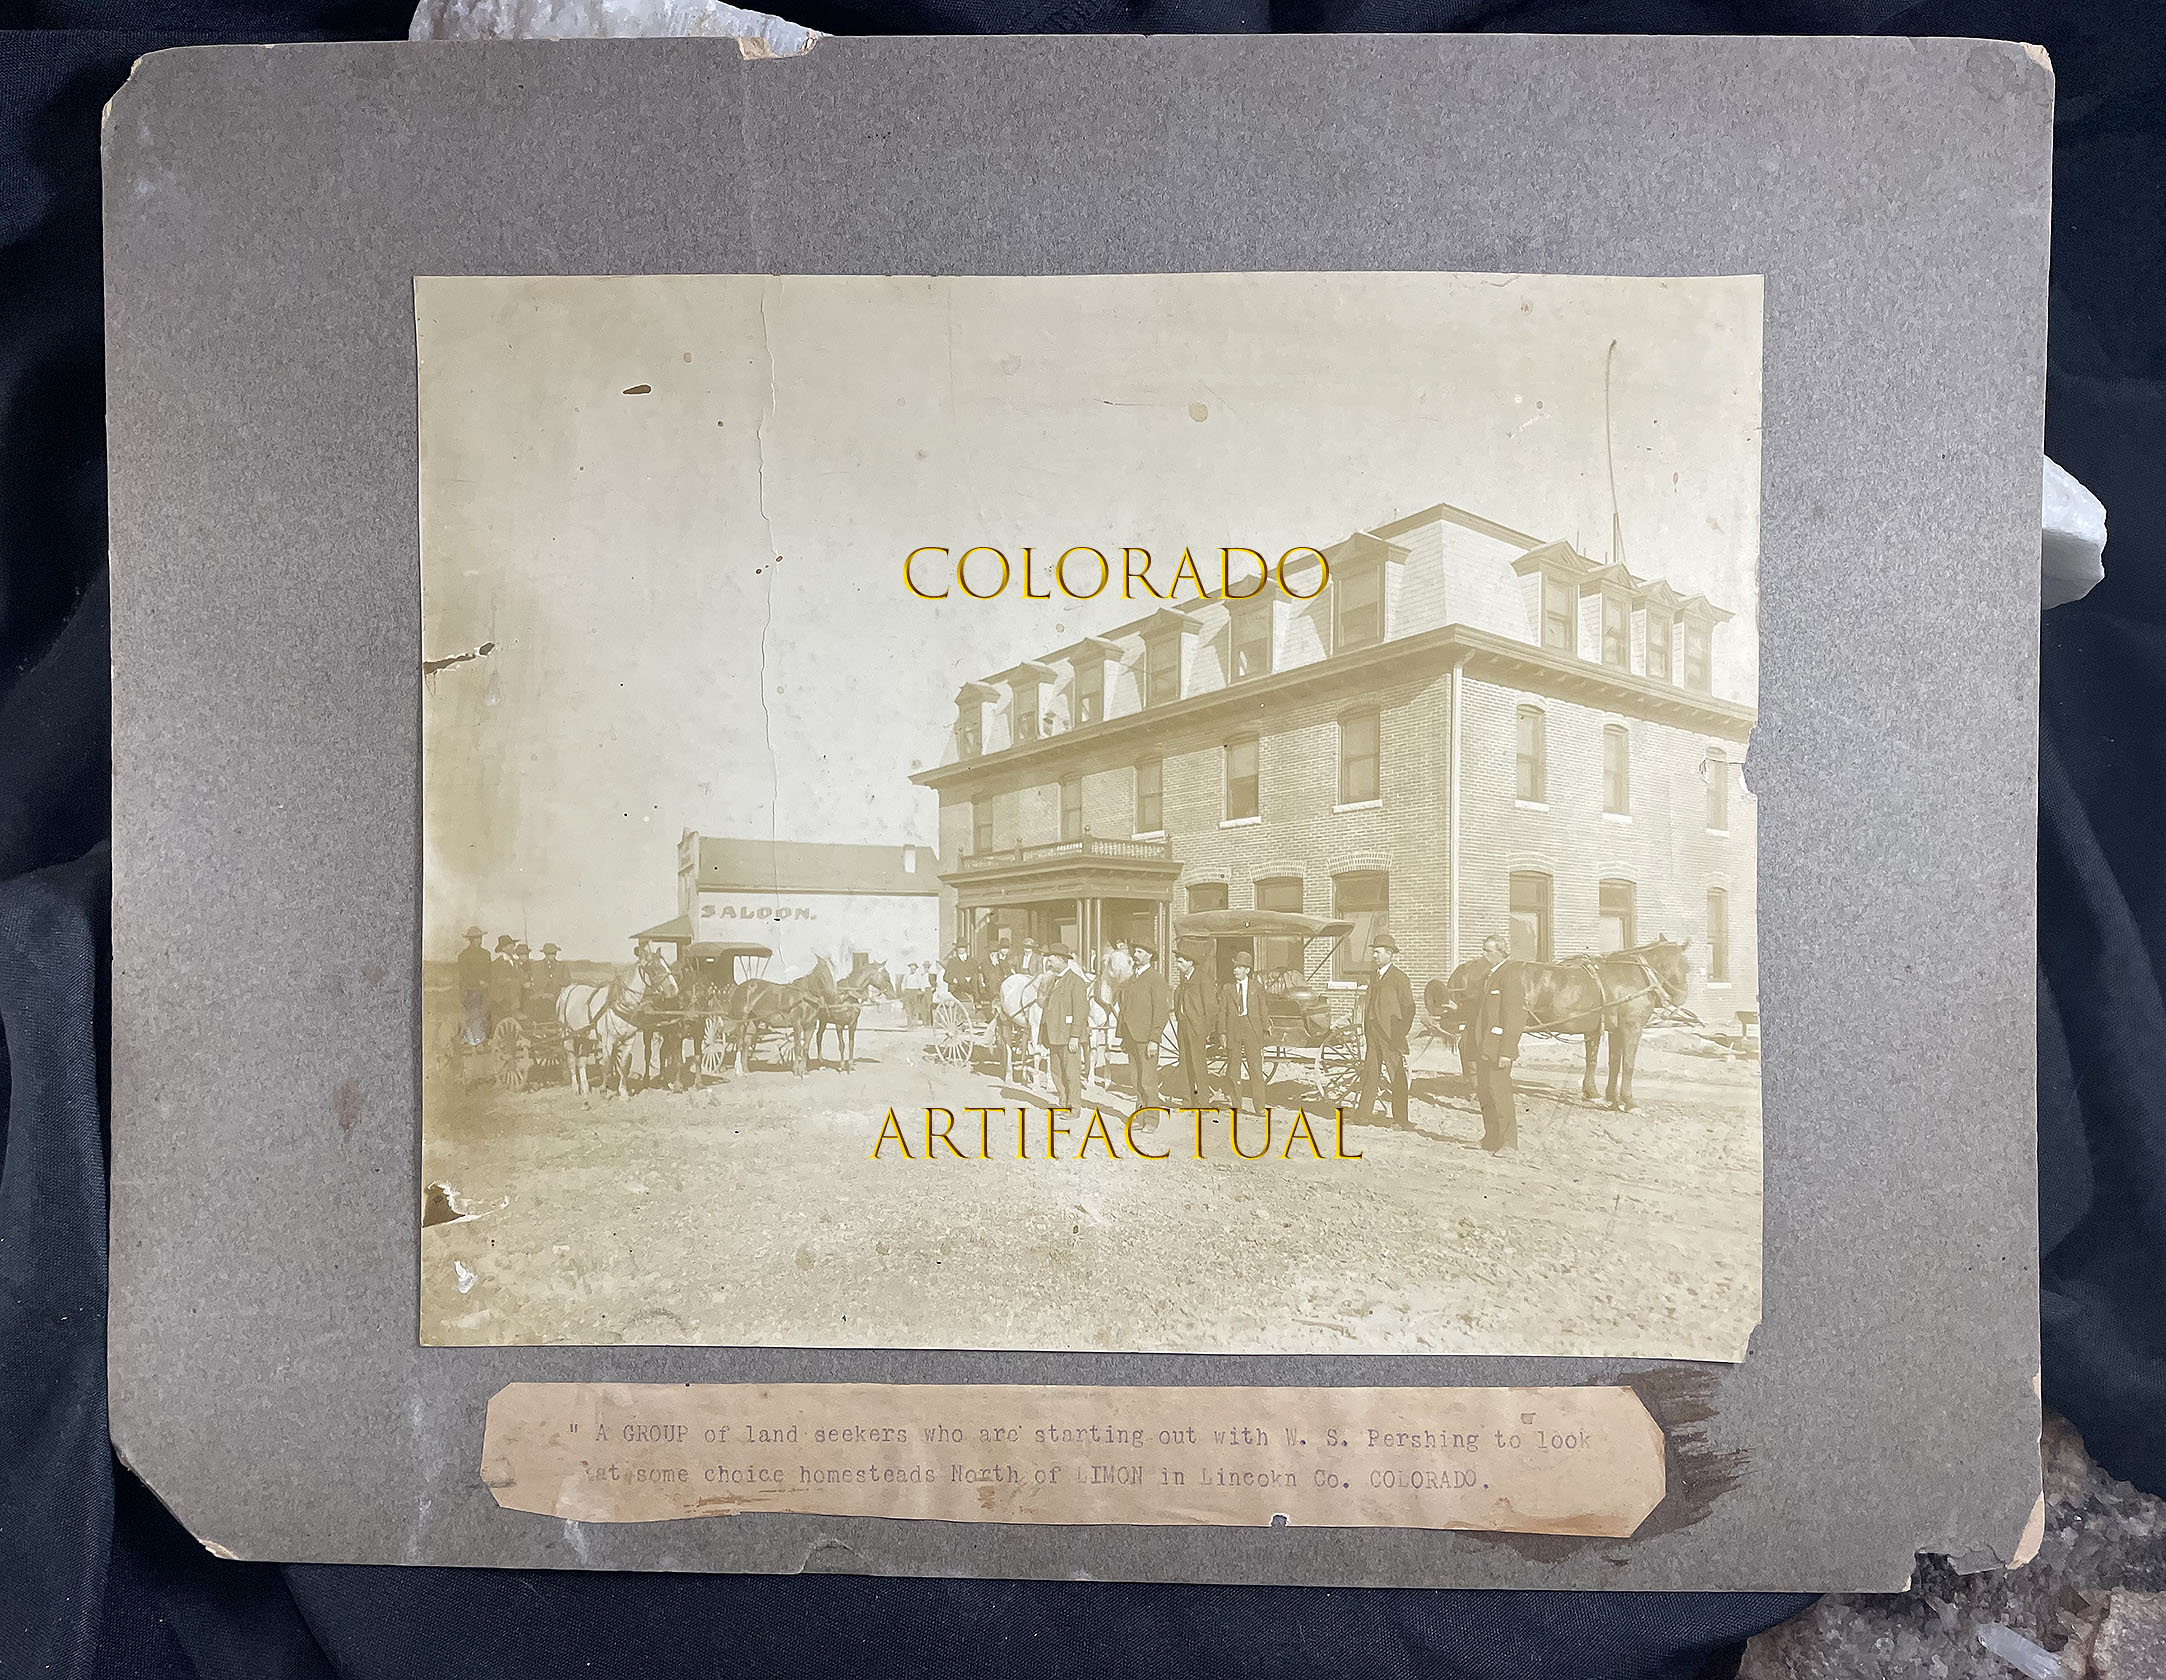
2043 456 2108 609
406 0 822 57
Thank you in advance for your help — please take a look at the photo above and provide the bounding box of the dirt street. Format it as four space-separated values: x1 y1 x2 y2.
420 1022 1760 1359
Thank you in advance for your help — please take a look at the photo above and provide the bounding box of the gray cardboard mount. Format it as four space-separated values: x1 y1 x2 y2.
104 34 2049 1591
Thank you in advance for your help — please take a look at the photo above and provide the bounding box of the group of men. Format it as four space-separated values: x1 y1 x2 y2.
995 929 1528 1155
453 926 570 1046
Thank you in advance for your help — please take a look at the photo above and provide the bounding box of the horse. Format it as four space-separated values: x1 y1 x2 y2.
1446 939 1692 1111
720 963 823 1076
995 970 1049 1087
812 959 895 1073
555 962 676 1099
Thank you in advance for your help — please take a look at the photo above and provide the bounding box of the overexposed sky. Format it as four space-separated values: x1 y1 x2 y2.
420 273 1762 958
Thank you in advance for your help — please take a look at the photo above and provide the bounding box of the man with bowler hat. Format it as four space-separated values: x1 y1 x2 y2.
1036 945 1090 1108
1354 934 1415 1128
1218 948 1271 1114
1464 934 1526 1152
1169 946 1215 1106
1116 944 1170 1107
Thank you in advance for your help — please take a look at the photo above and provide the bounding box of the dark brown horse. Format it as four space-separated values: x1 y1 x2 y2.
1445 939 1692 1110
810 959 895 1072
721 964 822 1077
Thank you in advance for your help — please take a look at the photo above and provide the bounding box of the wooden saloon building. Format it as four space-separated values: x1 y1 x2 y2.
911 500 1759 1020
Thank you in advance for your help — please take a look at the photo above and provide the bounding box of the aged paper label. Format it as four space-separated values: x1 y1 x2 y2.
480 1382 1665 1535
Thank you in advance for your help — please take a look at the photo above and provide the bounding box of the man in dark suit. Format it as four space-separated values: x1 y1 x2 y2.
1168 948 1215 1107
1353 933 1415 1128
1115 944 1170 1106
1463 934 1526 1152
1036 945 1090 1108
1217 948 1271 1114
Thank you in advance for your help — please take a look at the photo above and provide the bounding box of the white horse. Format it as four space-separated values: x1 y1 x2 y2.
996 971 1051 1088
555 965 664 1099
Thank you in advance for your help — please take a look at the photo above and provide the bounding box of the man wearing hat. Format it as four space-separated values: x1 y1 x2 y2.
488 934 526 1026
533 943 569 1005
1115 944 1170 1107
1354 934 1415 1129
1168 946 1216 1106
456 926 493 1045
1217 948 1272 1113
1036 945 1090 1108
1462 934 1526 1152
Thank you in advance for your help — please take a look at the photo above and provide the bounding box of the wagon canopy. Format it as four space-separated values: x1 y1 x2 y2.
1172 910 1356 943
685 941 772 961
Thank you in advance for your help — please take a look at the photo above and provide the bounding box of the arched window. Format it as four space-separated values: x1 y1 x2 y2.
1508 871 1553 962
1602 724 1630 816
1597 880 1637 953
1515 706 1547 803
1706 749 1730 832
1707 888 1731 982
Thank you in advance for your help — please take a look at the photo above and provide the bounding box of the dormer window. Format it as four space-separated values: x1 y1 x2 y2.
953 681 997 761
1073 660 1104 726
1013 681 1041 743
1646 612 1673 682
1542 576 1577 653
1601 595 1629 669
1683 621 1711 692
1231 600 1273 681
1335 560 1383 652
1145 634 1182 707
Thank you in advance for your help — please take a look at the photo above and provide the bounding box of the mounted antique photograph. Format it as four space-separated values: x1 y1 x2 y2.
417 270 1763 1358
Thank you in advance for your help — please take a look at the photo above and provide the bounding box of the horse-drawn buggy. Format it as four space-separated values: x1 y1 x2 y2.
1171 909 1367 1108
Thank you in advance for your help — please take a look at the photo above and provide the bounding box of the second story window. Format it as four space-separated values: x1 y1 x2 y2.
1602 595 1629 668
1706 749 1730 832
1073 661 1104 727
972 801 993 856
1232 602 1273 681
1339 710 1380 805
1603 724 1631 816
1516 705 1547 803
1646 613 1672 682
958 713 982 759
1335 561 1383 652
1542 577 1577 653
1683 621 1711 692
1060 777 1083 841
1013 682 1041 744
1225 737 1259 822
1145 635 1181 707
1134 758 1163 834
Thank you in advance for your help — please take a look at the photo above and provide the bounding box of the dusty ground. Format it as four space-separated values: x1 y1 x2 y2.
419 1018 1760 1356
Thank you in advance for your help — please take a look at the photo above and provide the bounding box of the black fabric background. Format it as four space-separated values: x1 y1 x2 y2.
1 2 2157 1676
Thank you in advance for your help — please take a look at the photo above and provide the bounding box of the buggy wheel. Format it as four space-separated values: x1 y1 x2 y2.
699 1018 734 1080
1319 1024 1364 1107
492 1019 532 1090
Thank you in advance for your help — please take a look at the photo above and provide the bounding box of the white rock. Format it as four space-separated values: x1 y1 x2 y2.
409 0 819 57
2043 456 2108 609
1976 1621 2073 1679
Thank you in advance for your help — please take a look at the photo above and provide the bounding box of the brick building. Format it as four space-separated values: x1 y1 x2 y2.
909 500 1757 1024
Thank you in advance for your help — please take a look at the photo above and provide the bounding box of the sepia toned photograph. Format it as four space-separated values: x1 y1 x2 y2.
418 271 1762 1358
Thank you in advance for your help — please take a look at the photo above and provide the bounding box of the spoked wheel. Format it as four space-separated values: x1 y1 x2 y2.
699 1018 735 1080
492 1018 532 1090
930 998 977 1068
1319 1024 1365 1107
